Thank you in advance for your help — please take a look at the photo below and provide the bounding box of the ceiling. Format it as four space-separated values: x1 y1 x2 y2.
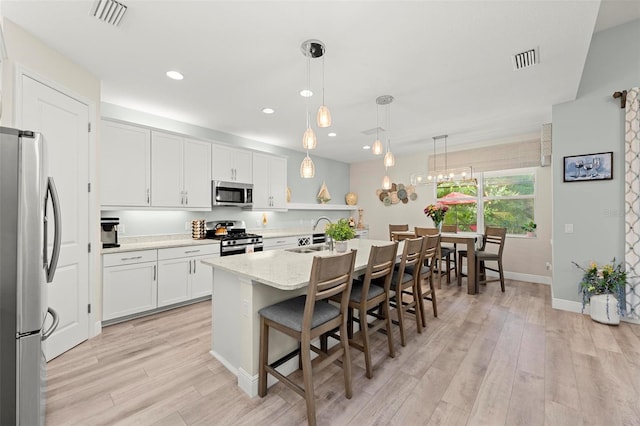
2 1 639 164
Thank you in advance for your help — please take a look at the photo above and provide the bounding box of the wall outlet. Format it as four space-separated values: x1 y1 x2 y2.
185 221 191 231
118 223 126 234
564 223 573 233
546 262 552 271
242 299 249 317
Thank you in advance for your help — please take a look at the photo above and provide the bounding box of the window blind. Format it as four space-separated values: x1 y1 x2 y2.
428 139 541 173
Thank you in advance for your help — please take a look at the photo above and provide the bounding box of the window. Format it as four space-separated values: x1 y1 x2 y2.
437 168 536 235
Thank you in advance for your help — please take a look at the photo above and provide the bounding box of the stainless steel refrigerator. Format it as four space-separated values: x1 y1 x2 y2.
0 127 61 425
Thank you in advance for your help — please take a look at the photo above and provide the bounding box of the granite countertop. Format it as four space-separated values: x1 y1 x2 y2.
101 234 219 254
201 239 398 291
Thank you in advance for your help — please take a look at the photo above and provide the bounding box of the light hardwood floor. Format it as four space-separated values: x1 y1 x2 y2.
46 280 640 425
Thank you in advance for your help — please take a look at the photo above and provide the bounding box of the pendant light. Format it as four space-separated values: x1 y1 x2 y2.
301 42 316 150
300 153 315 178
377 95 395 166
382 171 391 190
371 100 383 155
316 49 331 127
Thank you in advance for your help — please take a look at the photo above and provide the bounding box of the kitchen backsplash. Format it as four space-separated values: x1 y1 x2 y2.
102 209 351 237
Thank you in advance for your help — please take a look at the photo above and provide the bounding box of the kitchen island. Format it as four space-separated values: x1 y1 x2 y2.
201 238 396 397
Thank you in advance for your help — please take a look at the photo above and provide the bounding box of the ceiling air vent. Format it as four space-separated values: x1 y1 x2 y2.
511 47 539 70
91 0 127 26
361 126 385 136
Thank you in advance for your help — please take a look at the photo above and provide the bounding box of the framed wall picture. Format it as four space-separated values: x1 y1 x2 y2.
563 151 613 182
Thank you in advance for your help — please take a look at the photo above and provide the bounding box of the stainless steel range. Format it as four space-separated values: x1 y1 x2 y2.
205 220 263 256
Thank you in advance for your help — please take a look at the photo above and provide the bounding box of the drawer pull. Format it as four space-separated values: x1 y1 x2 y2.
185 249 201 254
121 255 143 261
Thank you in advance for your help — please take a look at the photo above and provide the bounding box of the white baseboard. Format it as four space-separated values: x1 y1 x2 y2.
552 297 585 314
210 350 238 377
482 270 551 285
92 320 102 337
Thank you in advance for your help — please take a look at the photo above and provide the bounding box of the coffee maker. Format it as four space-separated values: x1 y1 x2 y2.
101 217 120 248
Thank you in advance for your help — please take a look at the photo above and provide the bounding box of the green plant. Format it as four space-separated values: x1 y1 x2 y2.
521 220 537 232
325 218 356 241
573 259 627 313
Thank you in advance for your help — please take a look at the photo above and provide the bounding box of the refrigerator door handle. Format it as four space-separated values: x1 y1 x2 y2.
46 177 62 283
42 307 59 341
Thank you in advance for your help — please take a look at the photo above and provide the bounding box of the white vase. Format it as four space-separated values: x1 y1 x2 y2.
335 240 348 253
588 294 620 325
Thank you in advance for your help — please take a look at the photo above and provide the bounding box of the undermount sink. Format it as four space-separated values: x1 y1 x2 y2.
286 245 328 254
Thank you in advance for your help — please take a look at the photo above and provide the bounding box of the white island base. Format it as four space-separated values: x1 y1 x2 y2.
210 268 307 397
202 239 395 397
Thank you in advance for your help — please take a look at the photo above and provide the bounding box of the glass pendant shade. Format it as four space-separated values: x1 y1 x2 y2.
383 150 395 167
317 105 331 128
382 175 391 190
302 127 317 150
300 154 315 178
372 139 383 155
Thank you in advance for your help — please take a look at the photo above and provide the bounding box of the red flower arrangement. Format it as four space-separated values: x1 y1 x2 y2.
424 203 449 226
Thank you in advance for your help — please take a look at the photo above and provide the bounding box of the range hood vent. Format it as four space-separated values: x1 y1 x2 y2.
511 47 539 70
91 0 127 26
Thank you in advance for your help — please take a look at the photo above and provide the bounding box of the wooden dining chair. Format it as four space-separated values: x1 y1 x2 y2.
458 226 507 292
388 224 409 241
334 242 398 379
414 227 455 286
389 237 425 346
400 234 439 328
258 250 357 426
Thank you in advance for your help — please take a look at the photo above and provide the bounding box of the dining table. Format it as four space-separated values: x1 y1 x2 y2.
391 230 481 295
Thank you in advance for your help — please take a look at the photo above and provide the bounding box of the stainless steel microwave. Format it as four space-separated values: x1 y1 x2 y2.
212 181 253 207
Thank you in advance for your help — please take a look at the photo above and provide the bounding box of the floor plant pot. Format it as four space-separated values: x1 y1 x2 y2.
589 294 620 325
335 240 348 253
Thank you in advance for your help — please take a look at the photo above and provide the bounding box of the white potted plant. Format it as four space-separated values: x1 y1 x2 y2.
325 218 356 253
573 259 627 324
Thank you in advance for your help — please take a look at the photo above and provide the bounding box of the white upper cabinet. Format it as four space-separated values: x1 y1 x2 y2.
101 120 151 207
151 131 212 209
183 139 212 208
212 144 252 184
252 152 287 210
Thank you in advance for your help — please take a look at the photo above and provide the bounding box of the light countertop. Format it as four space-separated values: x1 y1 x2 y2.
101 234 218 254
201 239 397 291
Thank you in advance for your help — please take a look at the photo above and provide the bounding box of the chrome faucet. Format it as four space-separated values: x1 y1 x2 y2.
312 216 332 231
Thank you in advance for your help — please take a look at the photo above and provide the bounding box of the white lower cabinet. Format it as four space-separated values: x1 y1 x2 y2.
103 250 158 322
157 244 218 307
263 235 309 251
103 244 219 323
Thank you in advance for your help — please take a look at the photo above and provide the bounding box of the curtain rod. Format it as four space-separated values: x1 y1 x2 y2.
613 90 627 109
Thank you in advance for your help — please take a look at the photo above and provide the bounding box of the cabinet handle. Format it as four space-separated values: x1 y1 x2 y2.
153 265 156 281
185 191 188 205
146 189 150 204
121 255 143 261
189 259 192 274
185 249 200 254
193 259 196 274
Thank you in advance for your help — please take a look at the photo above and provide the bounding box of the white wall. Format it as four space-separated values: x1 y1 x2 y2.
350 149 553 281
552 19 640 310
0 18 102 325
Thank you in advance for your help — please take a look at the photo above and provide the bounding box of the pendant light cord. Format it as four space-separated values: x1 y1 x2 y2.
306 54 311 128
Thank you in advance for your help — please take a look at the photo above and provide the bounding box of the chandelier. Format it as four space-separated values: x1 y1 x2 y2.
411 134 475 186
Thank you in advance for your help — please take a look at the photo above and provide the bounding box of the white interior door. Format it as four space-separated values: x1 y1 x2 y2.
20 74 90 360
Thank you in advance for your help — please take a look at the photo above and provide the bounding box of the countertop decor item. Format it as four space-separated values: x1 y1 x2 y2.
357 209 365 230
345 192 358 205
573 259 627 324
286 187 291 203
317 181 331 204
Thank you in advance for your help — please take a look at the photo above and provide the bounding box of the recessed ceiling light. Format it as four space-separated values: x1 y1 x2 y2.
363 145 371 150
300 89 313 97
328 132 336 137
166 70 184 80
262 107 275 114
